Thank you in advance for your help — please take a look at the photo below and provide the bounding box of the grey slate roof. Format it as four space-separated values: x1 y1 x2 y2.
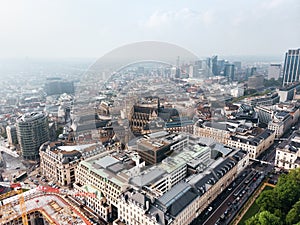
167 190 198 217
158 182 190 207
130 168 166 187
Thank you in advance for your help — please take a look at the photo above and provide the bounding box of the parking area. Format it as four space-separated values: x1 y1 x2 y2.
26 171 59 189
22 164 57 189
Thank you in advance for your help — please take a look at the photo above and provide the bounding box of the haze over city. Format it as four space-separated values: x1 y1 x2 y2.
0 0 299 58
0 1 300 225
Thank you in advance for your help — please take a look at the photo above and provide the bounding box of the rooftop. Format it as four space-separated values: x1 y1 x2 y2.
1 190 91 225
137 132 187 151
277 131 300 154
16 112 46 123
158 183 198 217
230 129 274 146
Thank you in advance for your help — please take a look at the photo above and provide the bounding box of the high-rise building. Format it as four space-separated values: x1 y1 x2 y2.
250 67 257 76
16 112 50 160
246 67 257 79
204 57 212 77
282 49 300 86
193 60 204 78
217 59 226 74
212 55 218 76
224 64 235 81
233 61 242 71
268 64 281 80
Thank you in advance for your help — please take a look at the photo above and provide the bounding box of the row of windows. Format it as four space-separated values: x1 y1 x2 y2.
76 166 121 202
277 151 295 156
276 161 298 169
119 202 156 225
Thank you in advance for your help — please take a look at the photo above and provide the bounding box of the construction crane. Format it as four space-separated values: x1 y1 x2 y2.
0 183 96 225
37 185 96 198
0 182 28 225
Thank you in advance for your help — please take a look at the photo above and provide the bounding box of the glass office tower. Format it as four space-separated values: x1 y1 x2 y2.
282 49 300 86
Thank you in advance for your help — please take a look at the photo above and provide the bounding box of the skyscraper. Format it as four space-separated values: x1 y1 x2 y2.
217 59 226 74
16 112 50 160
233 61 242 71
282 49 300 86
212 55 218 76
224 63 235 81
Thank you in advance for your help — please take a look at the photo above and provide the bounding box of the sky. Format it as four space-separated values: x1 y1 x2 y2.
0 0 299 59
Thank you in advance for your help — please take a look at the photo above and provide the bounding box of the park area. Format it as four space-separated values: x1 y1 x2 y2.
238 185 274 225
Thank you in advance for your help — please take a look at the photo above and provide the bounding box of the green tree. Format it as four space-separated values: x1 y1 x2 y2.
249 168 300 222
256 190 279 213
276 169 300 214
286 200 300 225
245 211 282 225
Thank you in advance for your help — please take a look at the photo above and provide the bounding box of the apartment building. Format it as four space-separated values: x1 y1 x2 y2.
256 103 299 137
165 118 194 134
275 131 300 170
227 129 275 159
39 141 104 186
193 120 256 145
193 121 231 144
255 105 275 125
249 92 280 107
268 111 293 138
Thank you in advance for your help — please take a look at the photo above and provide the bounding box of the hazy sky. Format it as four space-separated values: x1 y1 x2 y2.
0 0 299 58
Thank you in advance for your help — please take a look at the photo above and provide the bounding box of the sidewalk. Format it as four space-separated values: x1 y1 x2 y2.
230 182 275 225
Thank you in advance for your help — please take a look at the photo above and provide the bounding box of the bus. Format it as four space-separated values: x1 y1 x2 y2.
233 187 243 197
14 172 27 182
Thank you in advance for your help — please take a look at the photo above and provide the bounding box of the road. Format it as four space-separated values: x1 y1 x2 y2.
198 169 265 225
0 145 19 158
192 136 282 225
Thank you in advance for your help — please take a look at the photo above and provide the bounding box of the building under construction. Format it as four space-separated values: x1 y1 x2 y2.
0 187 93 225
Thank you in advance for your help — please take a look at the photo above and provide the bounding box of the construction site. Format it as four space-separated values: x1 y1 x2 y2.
0 185 94 225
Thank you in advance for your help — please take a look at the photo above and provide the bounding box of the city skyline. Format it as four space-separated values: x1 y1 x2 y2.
0 0 299 58
0 1 300 224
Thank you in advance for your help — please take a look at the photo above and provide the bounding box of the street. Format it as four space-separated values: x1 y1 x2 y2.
191 135 281 225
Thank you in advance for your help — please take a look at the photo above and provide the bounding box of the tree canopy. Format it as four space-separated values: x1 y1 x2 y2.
245 211 281 225
246 168 300 225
